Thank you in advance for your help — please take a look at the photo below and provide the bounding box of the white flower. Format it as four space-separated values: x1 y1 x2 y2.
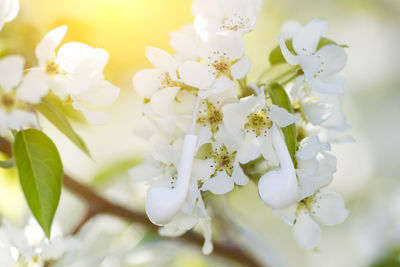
27 25 120 124
222 90 299 165
296 136 336 199
169 24 200 62
133 47 214 116
277 191 348 250
199 31 250 83
0 218 80 266
0 55 42 136
192 0 262 35
0 0 19 31
278 19 348 94
198 130 249 195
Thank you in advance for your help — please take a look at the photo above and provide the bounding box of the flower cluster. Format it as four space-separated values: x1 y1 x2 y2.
0 218 80 267
0 1 119 137
131 1 350 251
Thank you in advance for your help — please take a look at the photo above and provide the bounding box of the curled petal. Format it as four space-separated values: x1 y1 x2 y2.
145 47 178 79
231 56 251 80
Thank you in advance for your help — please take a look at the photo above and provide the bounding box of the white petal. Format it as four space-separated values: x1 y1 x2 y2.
192 159 215 181
7 110 38 130
231 56 251 80
268 104 299 127
213 125 240 153
201 31 245 61
178 61 214 89
145 47 177 79
132 68 163 98
17 69 49 103
296 171 317 200
275 203 297 225
169 24 198 61
316 45 347 77
299 54 321 82
199 76 235 98
312 192 348 226
201 172 234 195
293 19 327 56
232 162 248 186
36 26 67 66
0 55 24 91
280 20 302 40
237 132 261 164
292 211 321 250
77 80 120 107
72 101 109 125
3 0 19 22
302 101 333 125
277 34 299 65
296 136 322 160
129 160 163 182
41 237 81 260
150 87 180 116
308 75 344 95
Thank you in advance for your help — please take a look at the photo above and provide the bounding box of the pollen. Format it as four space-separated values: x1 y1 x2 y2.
197 100 223 134
210 145 236 177
160 72 185 89
0 90 18 113
45 60 65 77
244 109 273 136
209 51 234 78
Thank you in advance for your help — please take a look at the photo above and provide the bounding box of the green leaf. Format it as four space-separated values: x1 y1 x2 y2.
267 83 297 165
13 129 63 238
0 158 15 169
36 99 91 158
269 39 295 66
269 37 348 66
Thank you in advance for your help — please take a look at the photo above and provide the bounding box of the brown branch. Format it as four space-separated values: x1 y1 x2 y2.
0 136 264 267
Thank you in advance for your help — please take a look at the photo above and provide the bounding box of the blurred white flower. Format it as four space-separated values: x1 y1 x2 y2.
27 25 120 124
192 0 262 35
0 218 80 267
0 0 19 31
0 55 41 136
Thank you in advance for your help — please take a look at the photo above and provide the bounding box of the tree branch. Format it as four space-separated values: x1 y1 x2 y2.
0 136 264 267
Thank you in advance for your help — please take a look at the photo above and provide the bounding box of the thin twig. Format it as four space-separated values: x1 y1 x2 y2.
0 136 264 267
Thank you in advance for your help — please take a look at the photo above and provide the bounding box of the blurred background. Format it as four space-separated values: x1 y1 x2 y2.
0 0 399 266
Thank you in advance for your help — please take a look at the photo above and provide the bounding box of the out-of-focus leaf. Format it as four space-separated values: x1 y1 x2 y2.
13 129 63 238
267 83 297 165
269 37 348 66
36 99 91 158
41 92 87 124
91 157 143 187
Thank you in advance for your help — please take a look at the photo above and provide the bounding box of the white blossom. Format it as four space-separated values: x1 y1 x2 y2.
222 90 299 165
277 191 348 250
26 25 120 124
0 55 42 136
0 0 19 31
0 219 80 267
192 0 262 35
278 19 348 94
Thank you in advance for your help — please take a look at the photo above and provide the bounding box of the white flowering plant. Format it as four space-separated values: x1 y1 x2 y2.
0 0 352 266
